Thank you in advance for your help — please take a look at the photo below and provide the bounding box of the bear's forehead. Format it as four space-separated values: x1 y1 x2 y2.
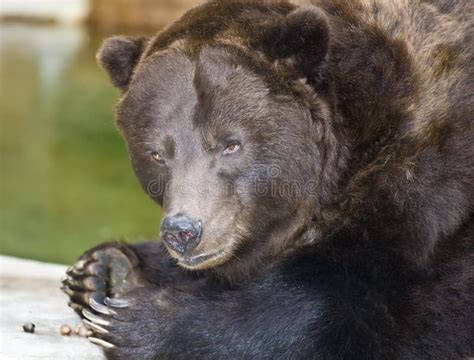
142 1 295 57
117 46 273 138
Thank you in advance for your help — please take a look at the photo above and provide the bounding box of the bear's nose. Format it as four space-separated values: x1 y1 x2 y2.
161 215 202 255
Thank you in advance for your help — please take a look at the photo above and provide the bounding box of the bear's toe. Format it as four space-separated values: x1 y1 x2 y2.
61 243 141 316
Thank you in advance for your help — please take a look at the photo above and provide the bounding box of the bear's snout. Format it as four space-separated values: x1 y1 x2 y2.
161 215 202 255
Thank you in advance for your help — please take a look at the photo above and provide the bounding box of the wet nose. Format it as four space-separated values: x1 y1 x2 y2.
161 215 202 254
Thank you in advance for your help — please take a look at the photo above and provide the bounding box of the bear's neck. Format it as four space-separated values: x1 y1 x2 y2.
328 32 416 167
312 12 471 272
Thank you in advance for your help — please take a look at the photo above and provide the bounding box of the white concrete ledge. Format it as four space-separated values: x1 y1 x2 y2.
0 255 104 359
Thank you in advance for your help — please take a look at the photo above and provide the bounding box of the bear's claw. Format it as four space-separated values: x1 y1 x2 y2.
82 309 111 326
83 319 109 334
88 336 115 349
90 297 117 315
104 296 131 308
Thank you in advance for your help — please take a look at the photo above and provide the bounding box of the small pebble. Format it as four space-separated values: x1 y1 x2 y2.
22 323 35 333
60 324 72 336
75 324 92 337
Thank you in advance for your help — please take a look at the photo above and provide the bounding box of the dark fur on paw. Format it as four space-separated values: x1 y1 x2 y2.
61 242 143 316
83 289 162 360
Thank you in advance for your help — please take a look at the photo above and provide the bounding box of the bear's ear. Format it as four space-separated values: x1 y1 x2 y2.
256 6 329 78
97 36 149 91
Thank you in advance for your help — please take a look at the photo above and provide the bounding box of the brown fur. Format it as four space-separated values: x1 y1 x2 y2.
66 1 474 358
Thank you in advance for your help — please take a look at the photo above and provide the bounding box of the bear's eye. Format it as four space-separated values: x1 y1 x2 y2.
150 151 164 162
223 141 241 155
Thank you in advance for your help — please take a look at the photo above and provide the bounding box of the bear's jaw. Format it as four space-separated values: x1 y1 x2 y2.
166 246 233 270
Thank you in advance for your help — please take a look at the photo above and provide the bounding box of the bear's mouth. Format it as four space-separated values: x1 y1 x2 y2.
177 248 227 269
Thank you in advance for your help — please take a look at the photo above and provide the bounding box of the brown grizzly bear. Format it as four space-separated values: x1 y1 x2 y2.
62 1 474 359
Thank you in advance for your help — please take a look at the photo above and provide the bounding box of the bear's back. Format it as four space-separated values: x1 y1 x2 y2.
313 0 473 134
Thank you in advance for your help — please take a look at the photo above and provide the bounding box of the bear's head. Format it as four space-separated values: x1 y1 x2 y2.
97 1 346 278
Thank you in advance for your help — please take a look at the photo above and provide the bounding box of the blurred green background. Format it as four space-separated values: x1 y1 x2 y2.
0 1 196 264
